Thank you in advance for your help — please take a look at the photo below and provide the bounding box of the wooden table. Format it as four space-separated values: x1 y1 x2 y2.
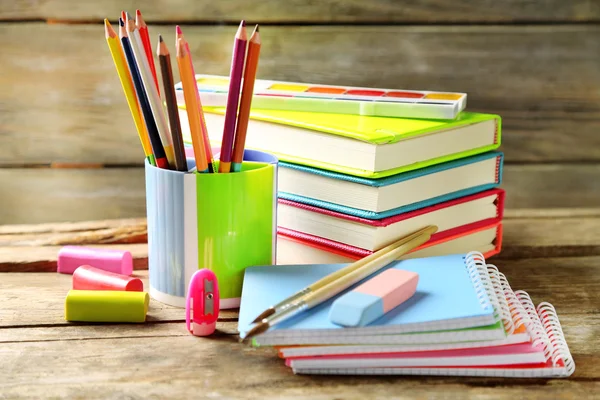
1 214 599 399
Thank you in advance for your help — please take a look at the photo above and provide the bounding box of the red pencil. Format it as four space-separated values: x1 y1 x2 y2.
219 20 247 173
136 9 160 95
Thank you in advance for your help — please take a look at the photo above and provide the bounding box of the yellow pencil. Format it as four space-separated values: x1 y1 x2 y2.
104 19 154 164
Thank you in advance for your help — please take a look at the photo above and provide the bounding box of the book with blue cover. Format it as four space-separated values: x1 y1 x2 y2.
277 152 503 220
238 253 509 347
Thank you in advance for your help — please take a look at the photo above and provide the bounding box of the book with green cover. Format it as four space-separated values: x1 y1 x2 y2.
178 106 501 179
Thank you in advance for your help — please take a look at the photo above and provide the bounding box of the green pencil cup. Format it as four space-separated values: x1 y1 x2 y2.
145 149 278 308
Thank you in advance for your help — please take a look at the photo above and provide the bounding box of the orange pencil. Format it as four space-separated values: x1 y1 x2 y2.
176 38 209 173
136 9 160 94
231 25 261 172
176 25 215 173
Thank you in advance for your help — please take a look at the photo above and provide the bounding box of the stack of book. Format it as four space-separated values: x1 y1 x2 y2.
237 252 575 377
179 76 504 264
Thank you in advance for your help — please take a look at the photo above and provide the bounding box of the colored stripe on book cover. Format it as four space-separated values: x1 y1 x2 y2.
279 152 504 188
277 220 503 260
279 188 505 227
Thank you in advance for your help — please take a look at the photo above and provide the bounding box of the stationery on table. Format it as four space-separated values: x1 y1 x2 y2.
116 17 169 169
241 225 439 340
103 19 154 165
278 188 504 252
219 21 247 173
104 13 259 174
179 107 501 179
277 151 503 219
157 34 188 171
176 74 467 120
237 251 575 378
126 13 176 168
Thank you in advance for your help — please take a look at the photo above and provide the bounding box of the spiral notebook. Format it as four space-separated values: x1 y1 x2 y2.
288 294 575 378
239 252 512 347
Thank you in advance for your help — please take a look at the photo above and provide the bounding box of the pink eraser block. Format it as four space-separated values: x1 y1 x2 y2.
73 265 143 291
329 269 419 327
57 246 133 275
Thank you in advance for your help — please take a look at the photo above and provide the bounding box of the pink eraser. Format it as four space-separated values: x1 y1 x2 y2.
57 246 133 275
329 269 419 327
73 265 143 291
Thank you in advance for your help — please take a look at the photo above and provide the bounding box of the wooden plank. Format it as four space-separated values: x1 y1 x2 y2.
0 244 148 272
0 271 238 327
1 164 600 224
1 0 599 23
4 214 600 272
1 23 600 164
1 336 598 400
0 168 145 224
2 256 599 326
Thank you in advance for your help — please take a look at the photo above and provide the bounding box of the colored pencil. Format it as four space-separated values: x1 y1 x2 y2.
176 25 215 173
157 34 188 172
118 18 168 169
104 19 154 165
231 25 261 172
241 225 438 341
219 20 247 173
135 10 160 95
126 13 175 169
176 38 209 173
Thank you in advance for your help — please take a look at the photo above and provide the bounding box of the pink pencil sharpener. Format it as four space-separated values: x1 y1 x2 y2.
186 269 220 336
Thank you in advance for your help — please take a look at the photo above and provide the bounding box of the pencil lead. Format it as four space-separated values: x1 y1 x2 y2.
158 34 163 43
121 11 126 22
119 18 124 27
136 9 141 17
126 12 133 21
255 25 259 32
240 20 246 27
176 25 183 35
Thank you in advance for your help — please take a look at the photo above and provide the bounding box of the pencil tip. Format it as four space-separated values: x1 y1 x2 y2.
126 11 133 21
240 20 246 27
176 25 182 35
136 9 141 16
119 18 124 27
158 34 163 42
255 25 259 32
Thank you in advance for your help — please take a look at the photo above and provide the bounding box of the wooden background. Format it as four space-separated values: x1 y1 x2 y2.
2 1 600 224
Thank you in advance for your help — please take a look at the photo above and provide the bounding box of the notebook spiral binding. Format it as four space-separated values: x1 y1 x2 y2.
515 290 576 376
485 264 515 335
464 252 512 332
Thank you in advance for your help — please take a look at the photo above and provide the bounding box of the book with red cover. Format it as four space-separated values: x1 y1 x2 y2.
276 220 503 265
278 188 504 252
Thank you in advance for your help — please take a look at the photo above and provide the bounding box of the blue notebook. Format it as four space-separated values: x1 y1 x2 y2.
238 253 506 347
277 152 504 220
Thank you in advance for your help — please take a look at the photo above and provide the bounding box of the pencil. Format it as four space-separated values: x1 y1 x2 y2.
126 13 176 169
241 225 438 341
118 18 169 169
176 38 209 173
231 25 261 173
104 19 154 165
135 9 160 95
176 25 215 173
219 20 247 173
157 34 188 172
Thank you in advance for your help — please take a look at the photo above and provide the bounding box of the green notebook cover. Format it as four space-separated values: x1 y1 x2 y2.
181 106 501 179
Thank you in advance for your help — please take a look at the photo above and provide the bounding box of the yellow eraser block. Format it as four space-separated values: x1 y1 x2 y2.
65 290 149 323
